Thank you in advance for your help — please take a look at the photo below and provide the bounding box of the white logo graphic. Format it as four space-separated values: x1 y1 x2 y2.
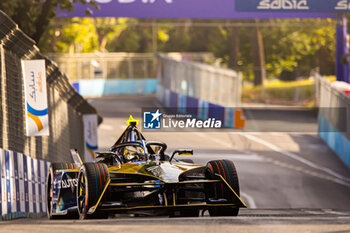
143 109 162 129
257 0 309 10
151 109 162 122
335 0 350 10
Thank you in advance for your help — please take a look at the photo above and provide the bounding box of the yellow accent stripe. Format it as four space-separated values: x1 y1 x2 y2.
89 178 111 214
172 192 176 206
217 174 247 208
27 112 43 131
163 193 168 206
76 151 83 165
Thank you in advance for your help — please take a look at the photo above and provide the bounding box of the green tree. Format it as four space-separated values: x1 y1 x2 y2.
29 16 336 83
109 19 155 53
0 0 97 44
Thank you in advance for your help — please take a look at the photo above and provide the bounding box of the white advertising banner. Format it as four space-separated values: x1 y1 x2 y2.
0 148 50 220
21 60 49 136
83 114 98 162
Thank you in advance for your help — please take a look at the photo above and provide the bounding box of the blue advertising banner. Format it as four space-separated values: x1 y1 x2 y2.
57 0 334 19
235 0 350 13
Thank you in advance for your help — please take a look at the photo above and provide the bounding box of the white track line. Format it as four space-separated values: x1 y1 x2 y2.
194 132 233 148
238 133 350 184
192 153 265 161
240 192 257 209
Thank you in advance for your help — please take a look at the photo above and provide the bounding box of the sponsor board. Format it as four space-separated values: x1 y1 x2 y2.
83 114 98 162
235 0 350 13
21 60 49 136
57 0 334 19
0 148 50 220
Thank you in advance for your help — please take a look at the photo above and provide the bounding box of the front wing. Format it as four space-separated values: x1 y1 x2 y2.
87 174 247 215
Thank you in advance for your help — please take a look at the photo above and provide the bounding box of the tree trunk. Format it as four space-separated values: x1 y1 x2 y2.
100 36 108 52
228 26 240 70
318 47 334 75
32 0 55 43
251 22 266 86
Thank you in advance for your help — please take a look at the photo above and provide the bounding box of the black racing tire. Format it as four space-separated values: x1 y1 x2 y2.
179 159 194 164
206 160 240 216
47 162 79 220
77 163 109 220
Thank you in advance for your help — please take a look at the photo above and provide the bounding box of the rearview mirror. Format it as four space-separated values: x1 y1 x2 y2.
169 149 193 162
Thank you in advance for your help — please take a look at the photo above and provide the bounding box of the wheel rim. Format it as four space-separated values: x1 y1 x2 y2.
77 172 86 216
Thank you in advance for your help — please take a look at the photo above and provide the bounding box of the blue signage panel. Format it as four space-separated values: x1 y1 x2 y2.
57 0 335 19
235 0 350 13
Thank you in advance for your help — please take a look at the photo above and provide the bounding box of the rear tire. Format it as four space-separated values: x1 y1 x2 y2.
77 163 109 220
47 162 79 220
206 160 240 216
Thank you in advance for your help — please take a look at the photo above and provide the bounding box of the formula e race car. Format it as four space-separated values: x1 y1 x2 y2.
46 116 246 219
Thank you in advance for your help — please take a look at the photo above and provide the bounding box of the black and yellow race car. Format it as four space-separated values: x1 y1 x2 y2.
46 117 246 219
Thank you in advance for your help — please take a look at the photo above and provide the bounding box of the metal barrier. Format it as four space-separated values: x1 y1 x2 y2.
315 73 350 168
47 52 215 81
0 10 100 163
72 78 157 97
157 54 242 107
156 54 245 129
0 148 50 220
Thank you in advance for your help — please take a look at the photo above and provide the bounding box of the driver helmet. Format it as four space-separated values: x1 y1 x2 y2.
123 146 145 162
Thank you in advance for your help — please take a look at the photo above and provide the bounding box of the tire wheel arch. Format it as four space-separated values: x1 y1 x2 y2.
206 159 240 216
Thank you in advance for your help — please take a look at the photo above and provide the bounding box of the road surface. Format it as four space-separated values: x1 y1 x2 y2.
1 209 350 233
3 95 350 233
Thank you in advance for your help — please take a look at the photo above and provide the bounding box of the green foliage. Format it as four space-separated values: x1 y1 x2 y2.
1 3 335 83
242 76 336 105
0 0 98 43
260 19 335 78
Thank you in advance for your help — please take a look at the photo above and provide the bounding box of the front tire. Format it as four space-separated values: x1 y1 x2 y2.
77 163 109 219
206 160 240 216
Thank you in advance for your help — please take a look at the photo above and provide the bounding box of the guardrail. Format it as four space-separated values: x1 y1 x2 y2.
0 10 100 220
315 73 350 168
157 54 242 108
72 78 157 96
0 149 50 220
156 54 245 129
47 52 215 81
